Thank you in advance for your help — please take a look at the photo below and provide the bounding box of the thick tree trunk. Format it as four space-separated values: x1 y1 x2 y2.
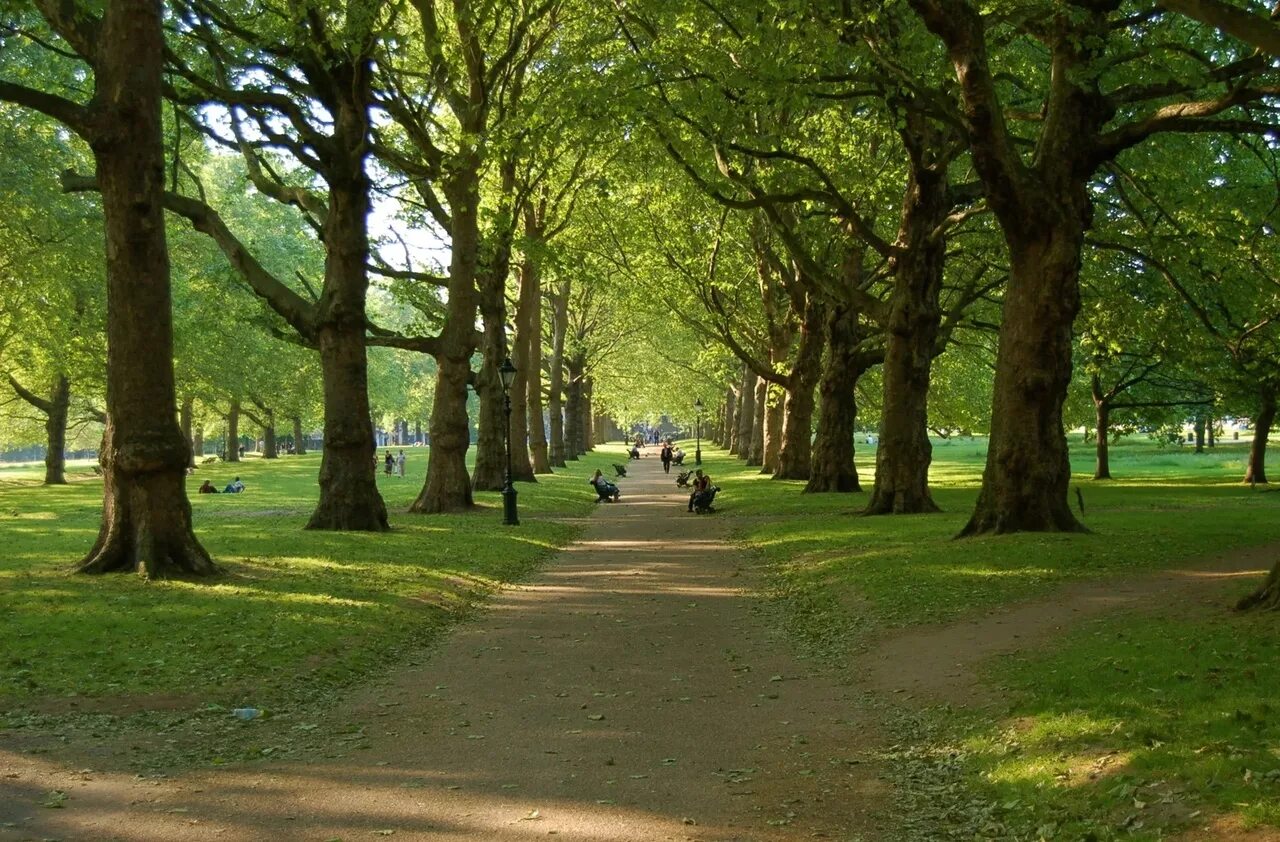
806 302 864 493
180 395 194 469
564 357 584 460
41 375 70 485
76 0 215 576
1208 416 1216 448
865 144 948 514
305 83 388 530
520 209 550 475
761 384 783 474
471 309 508 492
1094 398 1112 480
292 416 305 455
1194 415 1206 453
192 428 203 460
960 229 1087 536
1245 391 1275 485
735 369 756 460
226 399 240 462
261 411 277 459
416 161 482 513
723 386 738 454
547 283 568 467
747 378 766 466
775 295 825 480
582 378 595 452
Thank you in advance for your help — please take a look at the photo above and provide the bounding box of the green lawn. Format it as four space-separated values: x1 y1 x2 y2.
715 434 1280 840
0 447 620 764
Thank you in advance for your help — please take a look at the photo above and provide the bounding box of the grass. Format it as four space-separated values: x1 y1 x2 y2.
715 434 1280 839
0 447 621 767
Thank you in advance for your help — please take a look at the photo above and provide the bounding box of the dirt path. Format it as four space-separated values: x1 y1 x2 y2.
855 542 1274 705
0 458 885 841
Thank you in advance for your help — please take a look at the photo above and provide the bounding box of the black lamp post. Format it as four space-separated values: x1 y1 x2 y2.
694 397 704 466
499 356 520 526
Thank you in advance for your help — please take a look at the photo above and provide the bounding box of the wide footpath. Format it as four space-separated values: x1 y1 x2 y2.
0 456 885 841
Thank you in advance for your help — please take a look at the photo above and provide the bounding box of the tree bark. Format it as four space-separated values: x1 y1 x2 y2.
1094 393 1112 480
735 369 757 460
564 356 584 460
1194 414 1206 453
292 416 306 455
226 399 240 462
471 192 517 490
761 384 783 474
261 409 277 459
192 427 203 461
304 77 388 531
1208 416 1216 448
7 373 72 484
723 386 738 454
959 230 1087 535
547 282 568 467
806 302 865 493
775 294 825 480
582 377 595 452
415 161 482 513
747 377 766 466
76 0 215 576
180 395 194 469
865 132 949 515
1245 391 1275 485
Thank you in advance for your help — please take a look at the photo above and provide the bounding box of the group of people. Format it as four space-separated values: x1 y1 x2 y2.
383 450 407 477
658 441 685 473
685 469 716 513
198 477 244 494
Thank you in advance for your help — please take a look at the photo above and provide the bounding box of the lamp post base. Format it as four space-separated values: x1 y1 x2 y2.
695 448 702 466
502 485 520 526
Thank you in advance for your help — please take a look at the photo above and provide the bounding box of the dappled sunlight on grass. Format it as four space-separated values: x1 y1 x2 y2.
0 448 624 716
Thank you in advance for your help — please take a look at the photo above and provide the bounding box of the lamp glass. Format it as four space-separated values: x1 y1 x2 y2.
499 356 517 392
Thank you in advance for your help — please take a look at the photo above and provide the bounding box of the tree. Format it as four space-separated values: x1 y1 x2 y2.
0 0 216 575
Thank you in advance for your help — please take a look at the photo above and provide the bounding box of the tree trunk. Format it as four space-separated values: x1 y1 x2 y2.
1245 391 1275 485
292 416 305 455
775 294 825 480
304 81 388 531
761 384 783 474
582 378 595 452
192 428 203 460
226 399 241 462
723 386 738 454
806 302 864 493
735 369 756 460
564 356 584 460
180 395 194 469
547 283 568 467
1194 414 1206 453
76 0 215 576
471 299 509 492
1208 416 1216 448
1094 395 1112 480
960 229 1087 536
747 378 766 466
865 139 949 514
39 375 70 485
416 161 482 513
261 410 277 459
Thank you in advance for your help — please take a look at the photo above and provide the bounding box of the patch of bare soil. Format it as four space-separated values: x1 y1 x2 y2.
853 542 1275 705
1 460 890 841
1174 816 1280 842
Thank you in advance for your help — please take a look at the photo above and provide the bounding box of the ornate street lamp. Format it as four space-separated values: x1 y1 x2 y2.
694 397 704 466
499 356 520 526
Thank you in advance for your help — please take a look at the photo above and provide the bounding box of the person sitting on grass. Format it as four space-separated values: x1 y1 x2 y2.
198 480 218 494
590 469 621 502
223 476 245 494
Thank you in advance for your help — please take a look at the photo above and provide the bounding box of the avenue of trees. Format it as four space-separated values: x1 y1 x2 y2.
0 0 1276 596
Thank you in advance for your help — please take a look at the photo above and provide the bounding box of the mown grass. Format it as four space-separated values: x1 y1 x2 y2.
0 447 620 757
716 434 1280 839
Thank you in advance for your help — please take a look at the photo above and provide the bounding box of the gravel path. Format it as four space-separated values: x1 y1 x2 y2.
1 457 884 841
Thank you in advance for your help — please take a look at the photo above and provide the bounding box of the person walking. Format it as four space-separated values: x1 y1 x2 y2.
396 450 406 478
384 451 394 475
660 441 673 474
